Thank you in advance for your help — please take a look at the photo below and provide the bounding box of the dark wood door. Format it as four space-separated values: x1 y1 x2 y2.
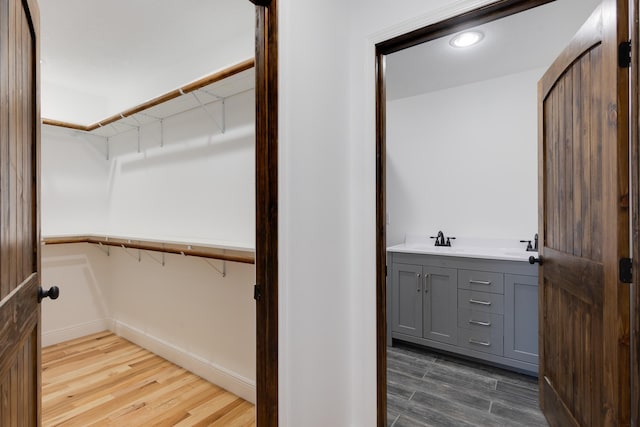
538 2 630 426
0 0 41 424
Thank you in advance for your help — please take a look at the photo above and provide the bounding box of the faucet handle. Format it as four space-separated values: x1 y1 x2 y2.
520 239 533 251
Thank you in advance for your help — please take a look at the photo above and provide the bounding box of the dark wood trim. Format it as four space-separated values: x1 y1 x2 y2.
248 0 271 5
375 0 553 55
375 1 560 425
601 1 631 424
41 235 255 264
253 0 278 426
25 0 42 422
41 59 254 132
375 51 387 427
633 1 640 424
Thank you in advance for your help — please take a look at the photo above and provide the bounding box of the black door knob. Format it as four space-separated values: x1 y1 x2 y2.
528 256 543 265
38 286 60 303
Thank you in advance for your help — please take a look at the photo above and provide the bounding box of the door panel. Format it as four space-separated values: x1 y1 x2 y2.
538 2 629 426
0 0 41 425
391 263 422 337
423 266 457 345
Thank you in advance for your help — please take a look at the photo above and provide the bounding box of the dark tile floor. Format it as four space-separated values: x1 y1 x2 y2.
387 341 549 427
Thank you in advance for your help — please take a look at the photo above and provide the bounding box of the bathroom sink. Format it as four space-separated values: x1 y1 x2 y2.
404 244 465 253
389 236 537 262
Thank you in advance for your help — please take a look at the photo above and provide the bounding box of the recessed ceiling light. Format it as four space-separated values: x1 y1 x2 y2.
449 31 484 48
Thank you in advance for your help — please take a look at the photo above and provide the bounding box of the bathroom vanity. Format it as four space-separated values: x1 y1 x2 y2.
387 236 539 375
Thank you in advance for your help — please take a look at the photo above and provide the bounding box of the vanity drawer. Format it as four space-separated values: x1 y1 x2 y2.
458 269 504 294
458 289 504 315
458 325 503 356
458 308 503 332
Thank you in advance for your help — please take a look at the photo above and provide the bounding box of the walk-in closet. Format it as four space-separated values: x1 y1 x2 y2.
36 1 257 424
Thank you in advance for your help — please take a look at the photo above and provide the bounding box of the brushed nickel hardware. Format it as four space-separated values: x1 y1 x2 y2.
468 338 491 346
424 273 430 293
469 279 491 285
416 273 421 292
469 299 491 306
469 319 491 326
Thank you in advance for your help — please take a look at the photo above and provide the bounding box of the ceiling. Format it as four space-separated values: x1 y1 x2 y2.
39 0 254 125
386 0 601 101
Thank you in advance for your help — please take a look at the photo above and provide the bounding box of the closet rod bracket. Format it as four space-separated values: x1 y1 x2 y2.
97 242 110 256
204 259 226 278
121 244 141 262
191 91 225 134
143 250 165 267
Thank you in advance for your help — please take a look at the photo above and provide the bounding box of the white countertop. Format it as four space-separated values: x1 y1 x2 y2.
387 235 537 262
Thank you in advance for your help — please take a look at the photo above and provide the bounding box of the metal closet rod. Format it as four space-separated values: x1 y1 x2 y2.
41 58 255 132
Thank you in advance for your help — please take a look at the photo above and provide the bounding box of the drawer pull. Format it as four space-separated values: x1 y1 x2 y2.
469 319 491 327
468 338 491 346
469 279 491 285
469 299 491 306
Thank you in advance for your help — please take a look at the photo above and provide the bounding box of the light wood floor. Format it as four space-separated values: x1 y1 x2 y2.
42 331 255 427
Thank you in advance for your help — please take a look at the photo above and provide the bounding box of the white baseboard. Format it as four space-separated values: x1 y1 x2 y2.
111 320 256 404
42 318 111 348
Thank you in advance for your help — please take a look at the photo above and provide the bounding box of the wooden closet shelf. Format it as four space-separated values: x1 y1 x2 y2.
41 58 255 133
42 235 255 264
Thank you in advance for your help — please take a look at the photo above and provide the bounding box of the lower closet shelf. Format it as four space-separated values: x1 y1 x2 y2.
42 234 255 264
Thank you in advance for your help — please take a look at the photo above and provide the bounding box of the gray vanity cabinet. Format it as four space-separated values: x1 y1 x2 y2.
391 263 423 338
391 263 458 343
504 274 539 364
388 251 539 375
422 266 458 345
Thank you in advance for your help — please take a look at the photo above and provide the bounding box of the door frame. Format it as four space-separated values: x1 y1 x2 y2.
248 0 278 426
374 0 600 425
631 0 639 424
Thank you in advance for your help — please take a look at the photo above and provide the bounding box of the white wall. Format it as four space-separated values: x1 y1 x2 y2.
41 87 256 402
279 1 506 426
41 243 111 346
42 90 255 247
108 247 256 403
40 243 257 402
386 67 542 246
278 1 352 425
41 126 110 236
105 90 255 247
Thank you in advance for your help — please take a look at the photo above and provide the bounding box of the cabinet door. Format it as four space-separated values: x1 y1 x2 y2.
391 263 423 337
423 266 458 345
504 274 538 364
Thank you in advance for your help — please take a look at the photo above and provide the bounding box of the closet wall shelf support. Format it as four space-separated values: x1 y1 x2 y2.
41 235 255 265
97 241 110 256
190 90 226 134
144 250 165 266
121 244 142 262
204 259 226 278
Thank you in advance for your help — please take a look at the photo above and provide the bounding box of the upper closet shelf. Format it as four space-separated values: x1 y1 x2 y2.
42 59 254 139
42 233 255 265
